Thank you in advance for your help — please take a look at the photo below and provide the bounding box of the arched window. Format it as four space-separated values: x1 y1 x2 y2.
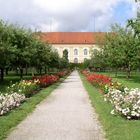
84 49 88 55
74 49 78 55
74 58 78 63
63 49 68 60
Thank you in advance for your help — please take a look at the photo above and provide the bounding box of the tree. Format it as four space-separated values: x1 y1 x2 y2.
30 38 52 75
93 24 139 78
0 20 70 81
59 58 69 69
0 20 16 81
101 27 124 74
127 11 140 72
90 49 108 71
49 50 60 69
9 25 34 79
82 59 90 69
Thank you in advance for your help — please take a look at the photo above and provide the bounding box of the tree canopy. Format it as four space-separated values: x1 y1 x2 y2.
0 20 69 81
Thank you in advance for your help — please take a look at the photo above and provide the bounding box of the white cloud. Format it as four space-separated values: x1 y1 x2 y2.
33 0 83 14
0 0 137 31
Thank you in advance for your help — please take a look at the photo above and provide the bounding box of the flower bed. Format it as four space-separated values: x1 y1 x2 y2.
56 71 66 78
81 70 140 120
33 69 71 87
87 73 112 88
56 69 71 78
0 80 39 115
7 80 40 97
81 70 90 77
0 93 25 115
105 88 140 119
33 74 59 87
82 70 112 94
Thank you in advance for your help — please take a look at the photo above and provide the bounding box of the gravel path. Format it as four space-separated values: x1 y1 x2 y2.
6 71 105 140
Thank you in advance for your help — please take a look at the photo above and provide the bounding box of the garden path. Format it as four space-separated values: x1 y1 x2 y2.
6 70 105 140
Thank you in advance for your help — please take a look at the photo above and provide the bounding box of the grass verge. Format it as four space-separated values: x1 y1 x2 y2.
79 73 140 140
0 77 66 140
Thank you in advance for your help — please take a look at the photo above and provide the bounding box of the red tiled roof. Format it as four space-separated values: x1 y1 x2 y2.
38 32 106 44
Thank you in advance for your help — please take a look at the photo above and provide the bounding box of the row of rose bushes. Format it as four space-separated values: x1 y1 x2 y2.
0 69 71 116
82 70 140 120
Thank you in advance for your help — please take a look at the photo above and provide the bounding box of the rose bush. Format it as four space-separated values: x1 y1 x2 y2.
0 93 25 115
81 70 90 77
86 73 112 94
56 71 65 77
56 69 71 78
81 70 125 94
87 74 112 86
105 88 140 119
33 74 59 87
33 69 71 87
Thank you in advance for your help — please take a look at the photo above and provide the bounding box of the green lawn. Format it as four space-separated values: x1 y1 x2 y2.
0 77 65 140
96 71 140 88
80 73 140 140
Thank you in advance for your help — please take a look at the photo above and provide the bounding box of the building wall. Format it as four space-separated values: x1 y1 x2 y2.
52 44 99 63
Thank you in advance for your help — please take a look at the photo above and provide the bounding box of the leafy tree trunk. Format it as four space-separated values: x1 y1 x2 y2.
0 68 4 82
19 68 23 79
135 69 137 75
127 65 131 78
25 65 28 75
15 68 19 75
5 68 9 75
44 66 48 74
39 68 42 75
115 68 118 77
31 67 35 77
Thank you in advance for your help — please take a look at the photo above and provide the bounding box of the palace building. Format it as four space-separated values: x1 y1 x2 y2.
39 32 105 63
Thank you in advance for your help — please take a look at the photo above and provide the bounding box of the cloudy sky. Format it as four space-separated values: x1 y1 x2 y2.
0 0 138 32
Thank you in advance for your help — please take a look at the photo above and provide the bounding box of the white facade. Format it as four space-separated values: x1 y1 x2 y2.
52 44 99 63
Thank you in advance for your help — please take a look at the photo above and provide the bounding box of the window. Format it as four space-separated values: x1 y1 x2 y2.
74 49 78 55
84 49 88 55
63 49 68 60
74 58 78 63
